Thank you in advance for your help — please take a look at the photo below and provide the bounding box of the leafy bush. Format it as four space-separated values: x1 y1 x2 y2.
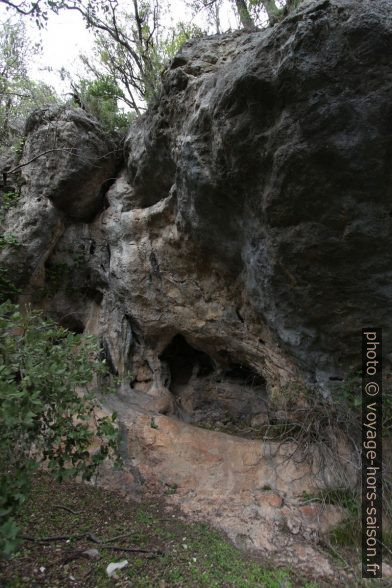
0 302 118 557
76 75 135 133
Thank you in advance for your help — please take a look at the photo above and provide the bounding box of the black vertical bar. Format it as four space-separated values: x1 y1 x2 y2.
362 328 382 578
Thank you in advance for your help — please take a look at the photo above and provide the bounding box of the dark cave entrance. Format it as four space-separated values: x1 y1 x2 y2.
159 334 214 395
224 363 266 388
58 315 85 334
159 334 268 434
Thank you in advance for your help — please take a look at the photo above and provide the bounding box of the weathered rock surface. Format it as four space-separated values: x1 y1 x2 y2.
21 106 119 222
100 410 350 578
1 0 392 579
0 107 119 294
127 0 392 386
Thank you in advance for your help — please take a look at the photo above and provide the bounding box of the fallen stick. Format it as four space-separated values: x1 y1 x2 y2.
102 531 134 543
21 534 86 543
21 532 163 556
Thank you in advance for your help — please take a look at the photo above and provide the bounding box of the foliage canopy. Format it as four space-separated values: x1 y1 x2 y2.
0 18 59 157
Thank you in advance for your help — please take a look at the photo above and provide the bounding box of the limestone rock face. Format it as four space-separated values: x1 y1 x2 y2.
0 106 119 294
127 0 392 384
1 0 391 579
21 106 119 221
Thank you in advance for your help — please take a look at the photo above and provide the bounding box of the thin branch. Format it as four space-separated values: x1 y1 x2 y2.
7 146 119 175
21 533 85 543
66 3 144 74
22 531 164 555
7 148 77 174
0 0 41 16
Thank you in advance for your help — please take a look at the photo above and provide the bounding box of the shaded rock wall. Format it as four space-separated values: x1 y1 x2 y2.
4 0 391 393
0 107 119 295
127 0 392 386
22 107 119 221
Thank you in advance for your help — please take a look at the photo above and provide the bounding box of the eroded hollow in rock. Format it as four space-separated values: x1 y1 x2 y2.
159 334 214 392
58 315 85 334
159 334 268 434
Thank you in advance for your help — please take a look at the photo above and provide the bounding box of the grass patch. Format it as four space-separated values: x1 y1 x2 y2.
301 488 362 550
301 488 359 517
329 519 361 549
302 487 392 575
0 473 321 587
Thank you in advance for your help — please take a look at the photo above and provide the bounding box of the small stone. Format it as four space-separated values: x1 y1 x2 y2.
106 560 128 578
383 562 392 578
251 413 268 427
82 548 100 560
258 492 283 509
286 517 301 535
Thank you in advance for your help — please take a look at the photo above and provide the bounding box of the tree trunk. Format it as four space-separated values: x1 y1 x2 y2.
262 0 280 23
234 0 255 29
214 2 221 34
1 95 12 145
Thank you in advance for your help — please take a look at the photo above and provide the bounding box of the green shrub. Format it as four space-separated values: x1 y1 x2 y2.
0 301 118 557
77 76 135 133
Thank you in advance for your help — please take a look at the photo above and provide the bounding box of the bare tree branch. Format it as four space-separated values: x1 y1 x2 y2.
0 0 42 16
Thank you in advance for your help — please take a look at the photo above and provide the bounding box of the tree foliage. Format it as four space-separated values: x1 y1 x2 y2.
2 1 172 108
65 73 135 132
189 0 302 30
2 1 204 113
79 75 134 131
76 16 203 115
76 0 164 113
0 0 66 26
77 0 165 108
1 0 303 123
0 301 119 557
0 18 59 157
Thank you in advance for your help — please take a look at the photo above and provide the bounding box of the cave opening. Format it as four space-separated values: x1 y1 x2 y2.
159 334 214 394
159 334 269 436
224 363 266 387
57 315 85 334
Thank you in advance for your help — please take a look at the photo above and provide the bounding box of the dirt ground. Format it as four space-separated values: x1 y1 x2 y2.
0 473 327 588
